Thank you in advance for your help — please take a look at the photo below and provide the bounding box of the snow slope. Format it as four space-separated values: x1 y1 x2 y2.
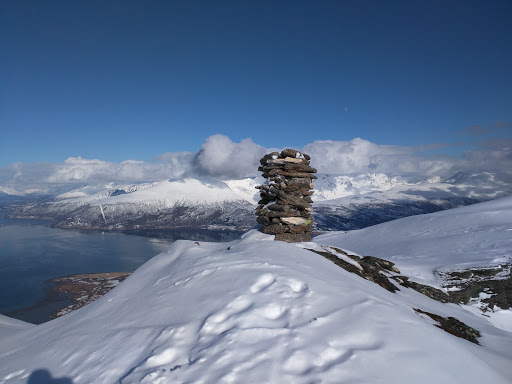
316 196 512 285
316 196 512 332
1 230 511 383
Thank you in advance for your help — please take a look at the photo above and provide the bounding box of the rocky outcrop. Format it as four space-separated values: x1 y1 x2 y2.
256 149 317 242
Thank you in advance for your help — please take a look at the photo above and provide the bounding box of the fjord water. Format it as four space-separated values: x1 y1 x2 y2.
0 217 172 322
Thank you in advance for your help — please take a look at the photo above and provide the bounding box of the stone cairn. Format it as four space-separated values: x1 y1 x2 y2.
256 149 317 242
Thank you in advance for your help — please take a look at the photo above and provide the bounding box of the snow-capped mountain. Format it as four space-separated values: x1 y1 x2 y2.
3 171 512 234
1 198 511 383
312 170 512 230
6 178 261 236
314 173 409 200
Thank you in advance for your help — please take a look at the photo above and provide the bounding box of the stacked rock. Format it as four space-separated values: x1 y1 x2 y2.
256 149 317 242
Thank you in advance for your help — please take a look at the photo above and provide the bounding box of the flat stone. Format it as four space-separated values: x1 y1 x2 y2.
260 152 280 165
262 171 283 178
290 225 312 233
283 157 304 163
280 149 300 158
265 210 301 218
277 170 318 179
285 178 312 187
261 223 289 234
268 158 287 165
256 216 270 225
279 194 311 209
275 232 312 242
267 203 291 212
280 217 309 225
269 187 285 197
283 163 317 173
282 184 301 192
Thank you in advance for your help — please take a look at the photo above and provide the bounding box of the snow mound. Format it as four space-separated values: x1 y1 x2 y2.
1 230 511 383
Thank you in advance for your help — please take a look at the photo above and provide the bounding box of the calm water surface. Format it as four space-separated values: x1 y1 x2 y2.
0 217 172 320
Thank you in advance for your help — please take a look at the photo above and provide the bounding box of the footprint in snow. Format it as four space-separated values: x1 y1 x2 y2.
250 273 276 293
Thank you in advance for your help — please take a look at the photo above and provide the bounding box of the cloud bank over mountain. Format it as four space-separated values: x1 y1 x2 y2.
0 134 511 194
302 139 459 177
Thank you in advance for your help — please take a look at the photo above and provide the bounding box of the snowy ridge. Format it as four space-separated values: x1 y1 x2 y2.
4 170 511 203
54 178 258 206
316 195 512 283
1 221 511 382
314 172 511 204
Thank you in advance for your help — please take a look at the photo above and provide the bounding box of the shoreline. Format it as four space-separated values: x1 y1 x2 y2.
4 272 131 325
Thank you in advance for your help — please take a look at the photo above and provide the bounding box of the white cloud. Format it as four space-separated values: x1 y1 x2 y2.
462 138 512 172
155 151 195 179
193 135 267 179
303 138 458 177
1 135 511 195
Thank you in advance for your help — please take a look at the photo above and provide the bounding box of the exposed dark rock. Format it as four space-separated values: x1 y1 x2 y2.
361 256 401 274
414 309 481 345
283 163 317 173
392 276 451 303
259 152 280 165
261 224 290 234
439 265 512 311
306 246 399 293
275 231 312 242
277 170 318 179
280 148 300 158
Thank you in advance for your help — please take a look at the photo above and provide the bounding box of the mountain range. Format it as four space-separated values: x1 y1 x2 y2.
2 171 511 235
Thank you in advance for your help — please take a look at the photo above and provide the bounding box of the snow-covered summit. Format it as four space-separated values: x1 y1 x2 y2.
1 205 512 383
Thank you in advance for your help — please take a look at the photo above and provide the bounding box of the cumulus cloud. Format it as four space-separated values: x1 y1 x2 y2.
156 151 195 179
1 134 511 195
193 135 267 178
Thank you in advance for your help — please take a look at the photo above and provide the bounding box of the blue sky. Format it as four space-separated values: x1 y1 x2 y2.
1 0 511 167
